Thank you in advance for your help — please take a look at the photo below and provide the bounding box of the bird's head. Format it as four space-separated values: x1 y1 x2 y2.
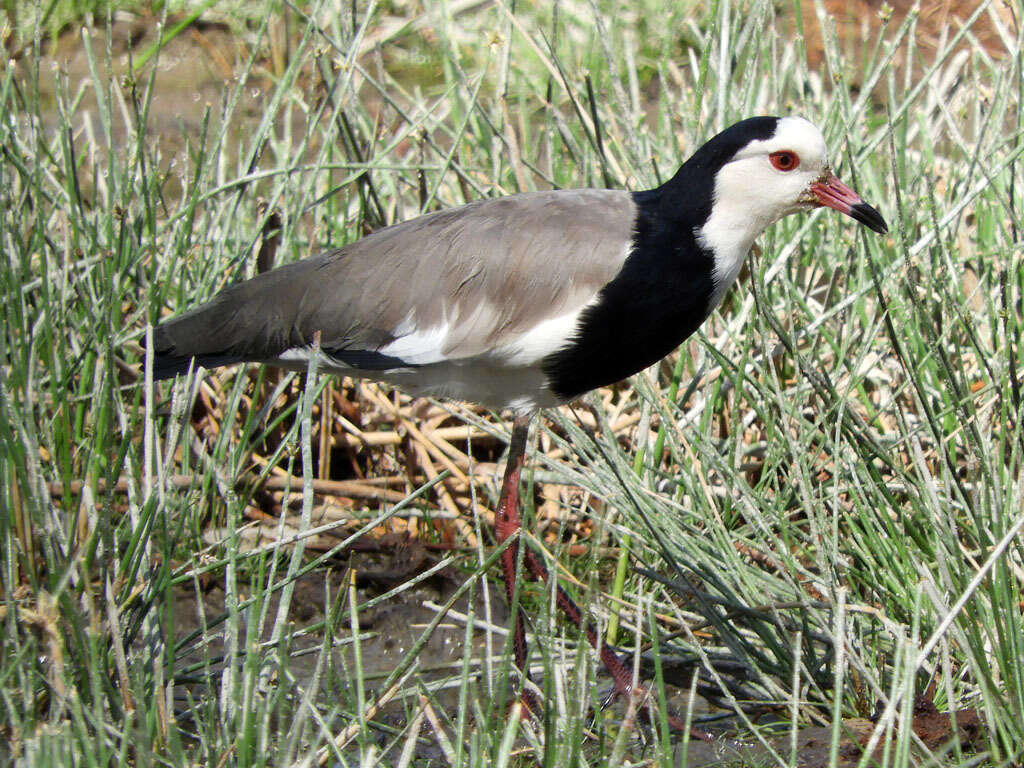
670 116 888 308
701 115 888 236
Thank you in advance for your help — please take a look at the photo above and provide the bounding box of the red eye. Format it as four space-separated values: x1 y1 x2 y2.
769 151 799 171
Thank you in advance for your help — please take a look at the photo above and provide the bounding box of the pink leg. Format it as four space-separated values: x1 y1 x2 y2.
493 415 635 704
523 539 711 738
492 413 712 739
493 414 533 678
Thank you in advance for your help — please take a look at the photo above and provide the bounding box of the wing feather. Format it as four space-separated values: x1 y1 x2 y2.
153 189 637 375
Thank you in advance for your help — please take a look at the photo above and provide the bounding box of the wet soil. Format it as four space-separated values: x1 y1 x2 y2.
167 554 499 717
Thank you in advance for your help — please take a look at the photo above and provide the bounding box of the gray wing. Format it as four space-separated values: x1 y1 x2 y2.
152 189 637 376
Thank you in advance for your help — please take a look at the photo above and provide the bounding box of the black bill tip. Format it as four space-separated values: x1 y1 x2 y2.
850 201 888 235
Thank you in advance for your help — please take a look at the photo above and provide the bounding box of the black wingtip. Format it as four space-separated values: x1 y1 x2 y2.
150 354 194 381
144 325 244 381
148 352 245 381
851 201 888 234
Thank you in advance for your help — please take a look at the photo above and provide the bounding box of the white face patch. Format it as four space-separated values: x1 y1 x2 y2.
698 116 832 309
731 116 828 169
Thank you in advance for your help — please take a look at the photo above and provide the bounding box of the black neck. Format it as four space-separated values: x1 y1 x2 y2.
541 189 716 401
540 117 783 401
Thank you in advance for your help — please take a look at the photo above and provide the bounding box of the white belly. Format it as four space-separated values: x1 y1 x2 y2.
270 349 560 414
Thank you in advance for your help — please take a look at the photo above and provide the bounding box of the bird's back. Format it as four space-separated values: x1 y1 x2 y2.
152 189 639 406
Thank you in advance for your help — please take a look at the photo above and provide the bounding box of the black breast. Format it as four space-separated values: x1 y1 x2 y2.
542 192 716 401
540 116 781 402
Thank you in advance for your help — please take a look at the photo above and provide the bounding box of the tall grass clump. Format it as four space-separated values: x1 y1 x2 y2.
1 0 1021 765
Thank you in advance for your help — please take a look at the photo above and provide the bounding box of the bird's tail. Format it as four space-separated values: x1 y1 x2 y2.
147 345 245 381
147 309 248 381
144 258 328 380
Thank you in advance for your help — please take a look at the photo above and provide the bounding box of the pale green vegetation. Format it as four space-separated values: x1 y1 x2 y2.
1 1 1022 766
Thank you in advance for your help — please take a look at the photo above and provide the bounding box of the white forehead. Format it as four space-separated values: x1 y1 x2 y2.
735 116 828 167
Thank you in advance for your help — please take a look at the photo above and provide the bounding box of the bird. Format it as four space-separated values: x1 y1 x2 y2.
150 115 887 711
